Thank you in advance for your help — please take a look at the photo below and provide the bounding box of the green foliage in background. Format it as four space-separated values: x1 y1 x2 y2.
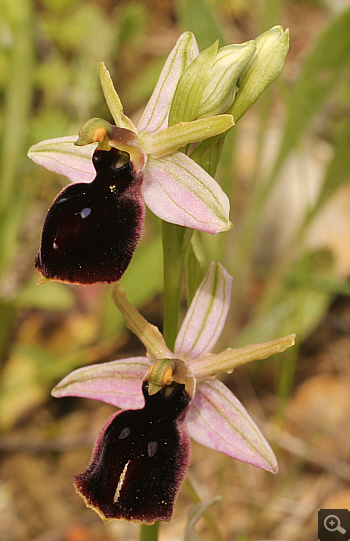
0 0 349 430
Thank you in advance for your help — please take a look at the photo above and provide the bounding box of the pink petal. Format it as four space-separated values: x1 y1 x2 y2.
186 379 278 473
52 358 151 409
138 32 199 134
175 262 232 359
143 153 231 233
28 136 96 183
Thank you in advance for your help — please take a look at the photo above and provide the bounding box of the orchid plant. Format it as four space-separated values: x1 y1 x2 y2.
28 27 291 540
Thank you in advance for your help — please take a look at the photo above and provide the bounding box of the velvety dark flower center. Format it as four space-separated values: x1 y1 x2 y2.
73 381 191 524
35 147 145 285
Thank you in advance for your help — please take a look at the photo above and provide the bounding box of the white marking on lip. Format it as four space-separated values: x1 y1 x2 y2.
113 460 130 504
119 427 130 439
148 441 158 457
80 207 91 219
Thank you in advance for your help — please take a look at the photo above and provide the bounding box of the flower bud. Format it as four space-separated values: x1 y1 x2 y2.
227 26 289 121
197 40 256 118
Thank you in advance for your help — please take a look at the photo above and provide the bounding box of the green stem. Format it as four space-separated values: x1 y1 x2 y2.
140 522 159 541
162 221 193 350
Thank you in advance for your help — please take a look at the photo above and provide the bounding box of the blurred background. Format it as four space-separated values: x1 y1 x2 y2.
0 0 349 540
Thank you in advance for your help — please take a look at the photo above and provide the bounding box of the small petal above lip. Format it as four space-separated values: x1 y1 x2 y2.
191 334 296 381
175 262 233 360
142 115 234 158
28 136 96 183
186 379 278 473
52 358 151 409
143 153 231 234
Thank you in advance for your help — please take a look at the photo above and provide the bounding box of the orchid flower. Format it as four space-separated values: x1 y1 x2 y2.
52 262 295 524
27 33 236 285
27 29 289 285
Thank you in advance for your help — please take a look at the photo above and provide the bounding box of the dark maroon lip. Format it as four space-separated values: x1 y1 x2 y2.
35 147 145 285
73 381 191 524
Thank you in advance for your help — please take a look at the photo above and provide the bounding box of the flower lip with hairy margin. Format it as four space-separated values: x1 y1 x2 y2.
73 379 191 525
52 261 295 523
35 147 145 285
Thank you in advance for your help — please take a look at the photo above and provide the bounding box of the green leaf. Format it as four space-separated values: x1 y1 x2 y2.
0 0 34 214
177 0 227 49
0 0 34 275
234 250 335 348
270 8 350 182
184 496 221 541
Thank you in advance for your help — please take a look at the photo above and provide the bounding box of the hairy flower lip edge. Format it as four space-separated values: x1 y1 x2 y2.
24 27 292 529
72 371 192 525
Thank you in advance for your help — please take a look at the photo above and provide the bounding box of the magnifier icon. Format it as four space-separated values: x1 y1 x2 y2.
324 514 346 534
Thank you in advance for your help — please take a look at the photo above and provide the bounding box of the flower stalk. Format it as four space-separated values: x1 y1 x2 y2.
162 222 193 350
